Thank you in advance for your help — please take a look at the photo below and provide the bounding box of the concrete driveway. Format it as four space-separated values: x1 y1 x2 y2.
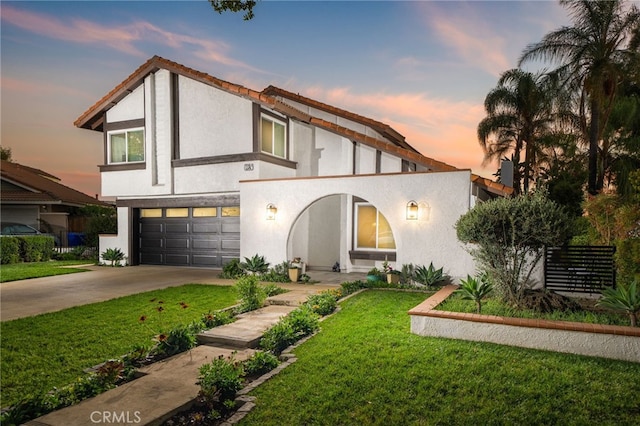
0 265 231 321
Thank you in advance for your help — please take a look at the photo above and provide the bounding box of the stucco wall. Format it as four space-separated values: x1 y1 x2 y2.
106 85 144 123
240 170 477 278
178 77 253 159
98 207 130 266
410 314 640 363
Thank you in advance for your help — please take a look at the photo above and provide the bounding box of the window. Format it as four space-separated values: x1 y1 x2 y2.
260 115 286 158
193 207 217 217
166 208 188 218
140 209 162 218
108 129 144 164
221 206 240 217
355 203 396 250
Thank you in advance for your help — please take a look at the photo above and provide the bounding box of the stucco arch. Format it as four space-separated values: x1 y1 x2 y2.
285 193 397 271
240 170 476 278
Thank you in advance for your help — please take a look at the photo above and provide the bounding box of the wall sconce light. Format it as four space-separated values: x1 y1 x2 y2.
406 201 418 220
266 203 277 220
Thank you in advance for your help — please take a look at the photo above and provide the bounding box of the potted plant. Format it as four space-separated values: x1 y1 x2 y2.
288 265 300 282
383 260 400 284
366 267 382 284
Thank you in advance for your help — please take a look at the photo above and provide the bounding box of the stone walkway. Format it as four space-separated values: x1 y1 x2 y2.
25 278 363 426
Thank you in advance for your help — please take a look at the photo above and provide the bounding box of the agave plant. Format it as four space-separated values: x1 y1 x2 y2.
457 274 493 314
240 254 270 275
597 280 640 327
101 247 125 267
414 262 445 289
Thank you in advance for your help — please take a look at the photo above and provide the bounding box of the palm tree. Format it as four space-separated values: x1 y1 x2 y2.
519 0 640 195
477 69 558 194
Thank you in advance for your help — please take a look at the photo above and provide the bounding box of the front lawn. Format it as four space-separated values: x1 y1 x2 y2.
0 260 92 283
0 284 237 407
242 290 640 425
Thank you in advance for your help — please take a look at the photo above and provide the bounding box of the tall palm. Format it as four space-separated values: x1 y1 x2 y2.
477 69 558 194
519 0 640 195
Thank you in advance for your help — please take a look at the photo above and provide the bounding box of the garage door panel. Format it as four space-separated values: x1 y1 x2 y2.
166 238 189 249
193 223 219 234
140 253 164 264
193 238 219 249
165 254 190 265
221 239 240 250
192 254 218 266
141 223 163 233
141 238 163 249
221 222 240 234
166 223 189 234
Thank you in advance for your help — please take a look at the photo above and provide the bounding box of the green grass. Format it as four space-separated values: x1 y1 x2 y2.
0 261 92 283
242 290 640 425
0 284 237 407
438 292 629 326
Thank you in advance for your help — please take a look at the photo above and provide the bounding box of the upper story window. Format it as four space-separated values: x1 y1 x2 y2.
260 115 286 158
108 128 144 164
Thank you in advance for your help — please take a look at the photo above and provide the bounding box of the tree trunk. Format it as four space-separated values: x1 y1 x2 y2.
588 99 600 195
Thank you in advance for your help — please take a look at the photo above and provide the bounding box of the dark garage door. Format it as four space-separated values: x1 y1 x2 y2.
137 207 240 267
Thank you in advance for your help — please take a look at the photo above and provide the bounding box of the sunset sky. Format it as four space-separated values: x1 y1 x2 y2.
1 1 570 198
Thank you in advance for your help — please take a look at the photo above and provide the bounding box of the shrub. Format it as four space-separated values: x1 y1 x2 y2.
202 310 234 328
0 236 20 264
262 283 288 297
79 205 117 248
220 258 245 279
286 305 320 336
241 254 270 275
259 261 290 282
340 280 368 295
198 355 244 404
235 275 266 313
260 320 297 355
305 293 337 316
414 262 446 288
152 324 197 357
456 190 571 306
457 274 493 314
20 236 54 262
242 350 279 376
616 238 640 283
597 280 640 327
101 247 125 266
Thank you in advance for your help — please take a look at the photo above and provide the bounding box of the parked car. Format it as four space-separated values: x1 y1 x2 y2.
0 222 60 245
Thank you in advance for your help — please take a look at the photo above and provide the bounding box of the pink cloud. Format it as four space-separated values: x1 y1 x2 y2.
418 4 511 77
1 5 260 71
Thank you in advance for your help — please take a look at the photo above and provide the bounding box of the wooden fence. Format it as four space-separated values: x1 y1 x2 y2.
544 246 616 293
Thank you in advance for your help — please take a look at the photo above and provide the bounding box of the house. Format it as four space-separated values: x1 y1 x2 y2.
75 55 511 278
0 160 110 245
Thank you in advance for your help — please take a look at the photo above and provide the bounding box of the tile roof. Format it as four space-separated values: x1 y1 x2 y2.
74 55 512 197
74 56 276 131
1 160 108 206
263 85 417 153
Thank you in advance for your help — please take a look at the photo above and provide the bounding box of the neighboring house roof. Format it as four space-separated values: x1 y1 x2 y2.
0 160 108 207
74 55 512 197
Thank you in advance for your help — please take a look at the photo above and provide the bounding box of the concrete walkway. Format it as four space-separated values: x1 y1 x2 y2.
25 286 327 426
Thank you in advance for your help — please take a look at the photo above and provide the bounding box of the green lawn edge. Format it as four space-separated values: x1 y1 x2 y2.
242 290 640 425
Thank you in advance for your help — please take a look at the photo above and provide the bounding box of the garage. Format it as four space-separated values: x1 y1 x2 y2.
136 206 240 267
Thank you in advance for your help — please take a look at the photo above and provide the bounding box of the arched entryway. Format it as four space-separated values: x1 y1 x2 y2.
286 194 396 272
